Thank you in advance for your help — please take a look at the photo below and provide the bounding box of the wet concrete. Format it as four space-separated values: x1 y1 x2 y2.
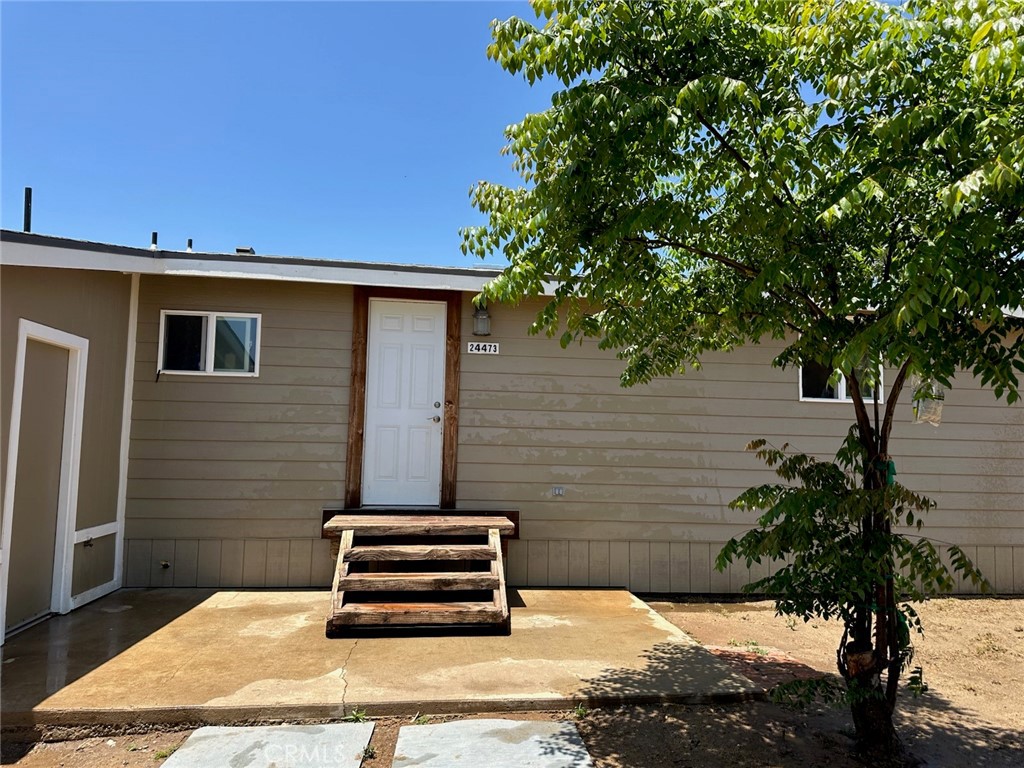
1 588 759 736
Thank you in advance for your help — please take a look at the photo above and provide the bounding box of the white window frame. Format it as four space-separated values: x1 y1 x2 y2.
799 365 884 404
157 310 262 377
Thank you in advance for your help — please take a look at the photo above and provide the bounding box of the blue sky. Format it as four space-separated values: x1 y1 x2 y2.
1 1 555 266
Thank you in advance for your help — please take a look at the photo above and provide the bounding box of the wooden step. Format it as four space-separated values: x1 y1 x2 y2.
324 514 515 537
338 572 499 591
331 601 504 626
326 518 514 636
346 544 496 561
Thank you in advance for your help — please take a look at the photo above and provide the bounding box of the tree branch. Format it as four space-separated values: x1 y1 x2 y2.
625 235 829 321
879 358 913 454
849 369 878 458
883 218 900 283
694 109 754 173
694 107 798 208
628 236 757 276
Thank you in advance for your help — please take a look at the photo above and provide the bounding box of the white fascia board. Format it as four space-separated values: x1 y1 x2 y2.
153 263 556 295
0 240 497 293
158 262 493 292
1 241 155 273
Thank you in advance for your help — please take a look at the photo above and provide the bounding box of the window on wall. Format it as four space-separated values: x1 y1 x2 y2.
158 311 260 375
800 360 882 402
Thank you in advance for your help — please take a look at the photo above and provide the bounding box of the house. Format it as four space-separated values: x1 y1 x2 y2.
2 229 1022 641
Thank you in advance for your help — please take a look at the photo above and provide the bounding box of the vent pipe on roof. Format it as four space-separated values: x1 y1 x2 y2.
151 231 158 251
186 238 193 253
236 246 255 255
23 187 32 232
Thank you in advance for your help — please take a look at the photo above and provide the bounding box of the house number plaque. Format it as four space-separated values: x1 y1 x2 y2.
467 342 499 354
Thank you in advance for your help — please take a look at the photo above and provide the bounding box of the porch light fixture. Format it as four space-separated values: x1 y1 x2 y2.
472 304 491 336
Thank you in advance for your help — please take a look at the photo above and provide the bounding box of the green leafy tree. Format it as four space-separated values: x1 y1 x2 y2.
463 0 1024 757
718 430 987 729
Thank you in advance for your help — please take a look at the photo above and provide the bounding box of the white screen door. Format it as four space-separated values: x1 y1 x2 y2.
362 299 446 506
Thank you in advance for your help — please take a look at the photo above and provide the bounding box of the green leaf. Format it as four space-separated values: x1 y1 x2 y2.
971 20 994 49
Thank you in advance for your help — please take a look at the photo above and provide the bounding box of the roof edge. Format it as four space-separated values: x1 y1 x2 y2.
0 229 504 280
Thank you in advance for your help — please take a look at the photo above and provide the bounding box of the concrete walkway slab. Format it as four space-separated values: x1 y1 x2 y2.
1 588 759 736
161 723 374 768
393 719 593 767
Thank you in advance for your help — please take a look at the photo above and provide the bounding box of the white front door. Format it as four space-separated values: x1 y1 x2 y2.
362 299 446 506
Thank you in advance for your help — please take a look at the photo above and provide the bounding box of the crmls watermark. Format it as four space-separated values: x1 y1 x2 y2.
261 742 357 762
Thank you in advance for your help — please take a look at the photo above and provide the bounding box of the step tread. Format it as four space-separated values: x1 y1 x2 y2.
345 544 496 561
324 514 515 536
338 572 499 591
331 601 504 625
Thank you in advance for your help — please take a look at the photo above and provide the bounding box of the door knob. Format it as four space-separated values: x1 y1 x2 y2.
428 415 441 423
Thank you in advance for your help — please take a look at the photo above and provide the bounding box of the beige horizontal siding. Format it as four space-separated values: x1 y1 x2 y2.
123 537 334 588
459 426 1023 457
122 286 1022 593
128 383 346 406
130 439 342 462
1 266 132 534
459 408 1018 439
460 389 1022 427
126 518 322 540
128 478 340 501
129 459 343 481
505 540 1024 595
125 276 353 553
458 444 1024 474
131 421 345 442
460 297 1024 590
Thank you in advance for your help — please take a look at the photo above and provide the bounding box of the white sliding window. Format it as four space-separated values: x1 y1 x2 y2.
158 310 261 376
799 360 883 403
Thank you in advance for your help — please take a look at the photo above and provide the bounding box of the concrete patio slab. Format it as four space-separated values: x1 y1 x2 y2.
161 723 374 768
1 588 759 736
393 719 593 768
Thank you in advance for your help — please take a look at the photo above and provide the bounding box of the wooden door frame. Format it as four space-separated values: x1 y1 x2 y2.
345 287 462 509
1 320 89 643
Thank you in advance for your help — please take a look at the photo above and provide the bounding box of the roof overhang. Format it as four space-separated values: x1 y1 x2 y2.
0 230 504 293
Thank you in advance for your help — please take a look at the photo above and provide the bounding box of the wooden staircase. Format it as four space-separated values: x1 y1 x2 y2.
323 513 516 636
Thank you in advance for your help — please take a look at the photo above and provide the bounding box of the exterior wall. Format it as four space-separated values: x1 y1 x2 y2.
6 342 68 627
121 279 1024 594
458 297 1024 594
123 275 351 587
0 266 132 602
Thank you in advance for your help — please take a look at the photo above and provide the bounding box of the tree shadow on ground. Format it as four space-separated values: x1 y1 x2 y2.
895 691 1023 767
704 645 823 690
574 640 1022 767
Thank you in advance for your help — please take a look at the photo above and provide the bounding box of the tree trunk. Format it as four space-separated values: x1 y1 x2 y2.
847 645 903 759
845 366 912 761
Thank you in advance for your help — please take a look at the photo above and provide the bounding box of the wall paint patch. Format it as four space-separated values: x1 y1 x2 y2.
467 341 499 354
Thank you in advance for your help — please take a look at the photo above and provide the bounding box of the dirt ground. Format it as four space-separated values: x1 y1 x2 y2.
650 596 1024 767
3 596 1021 767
